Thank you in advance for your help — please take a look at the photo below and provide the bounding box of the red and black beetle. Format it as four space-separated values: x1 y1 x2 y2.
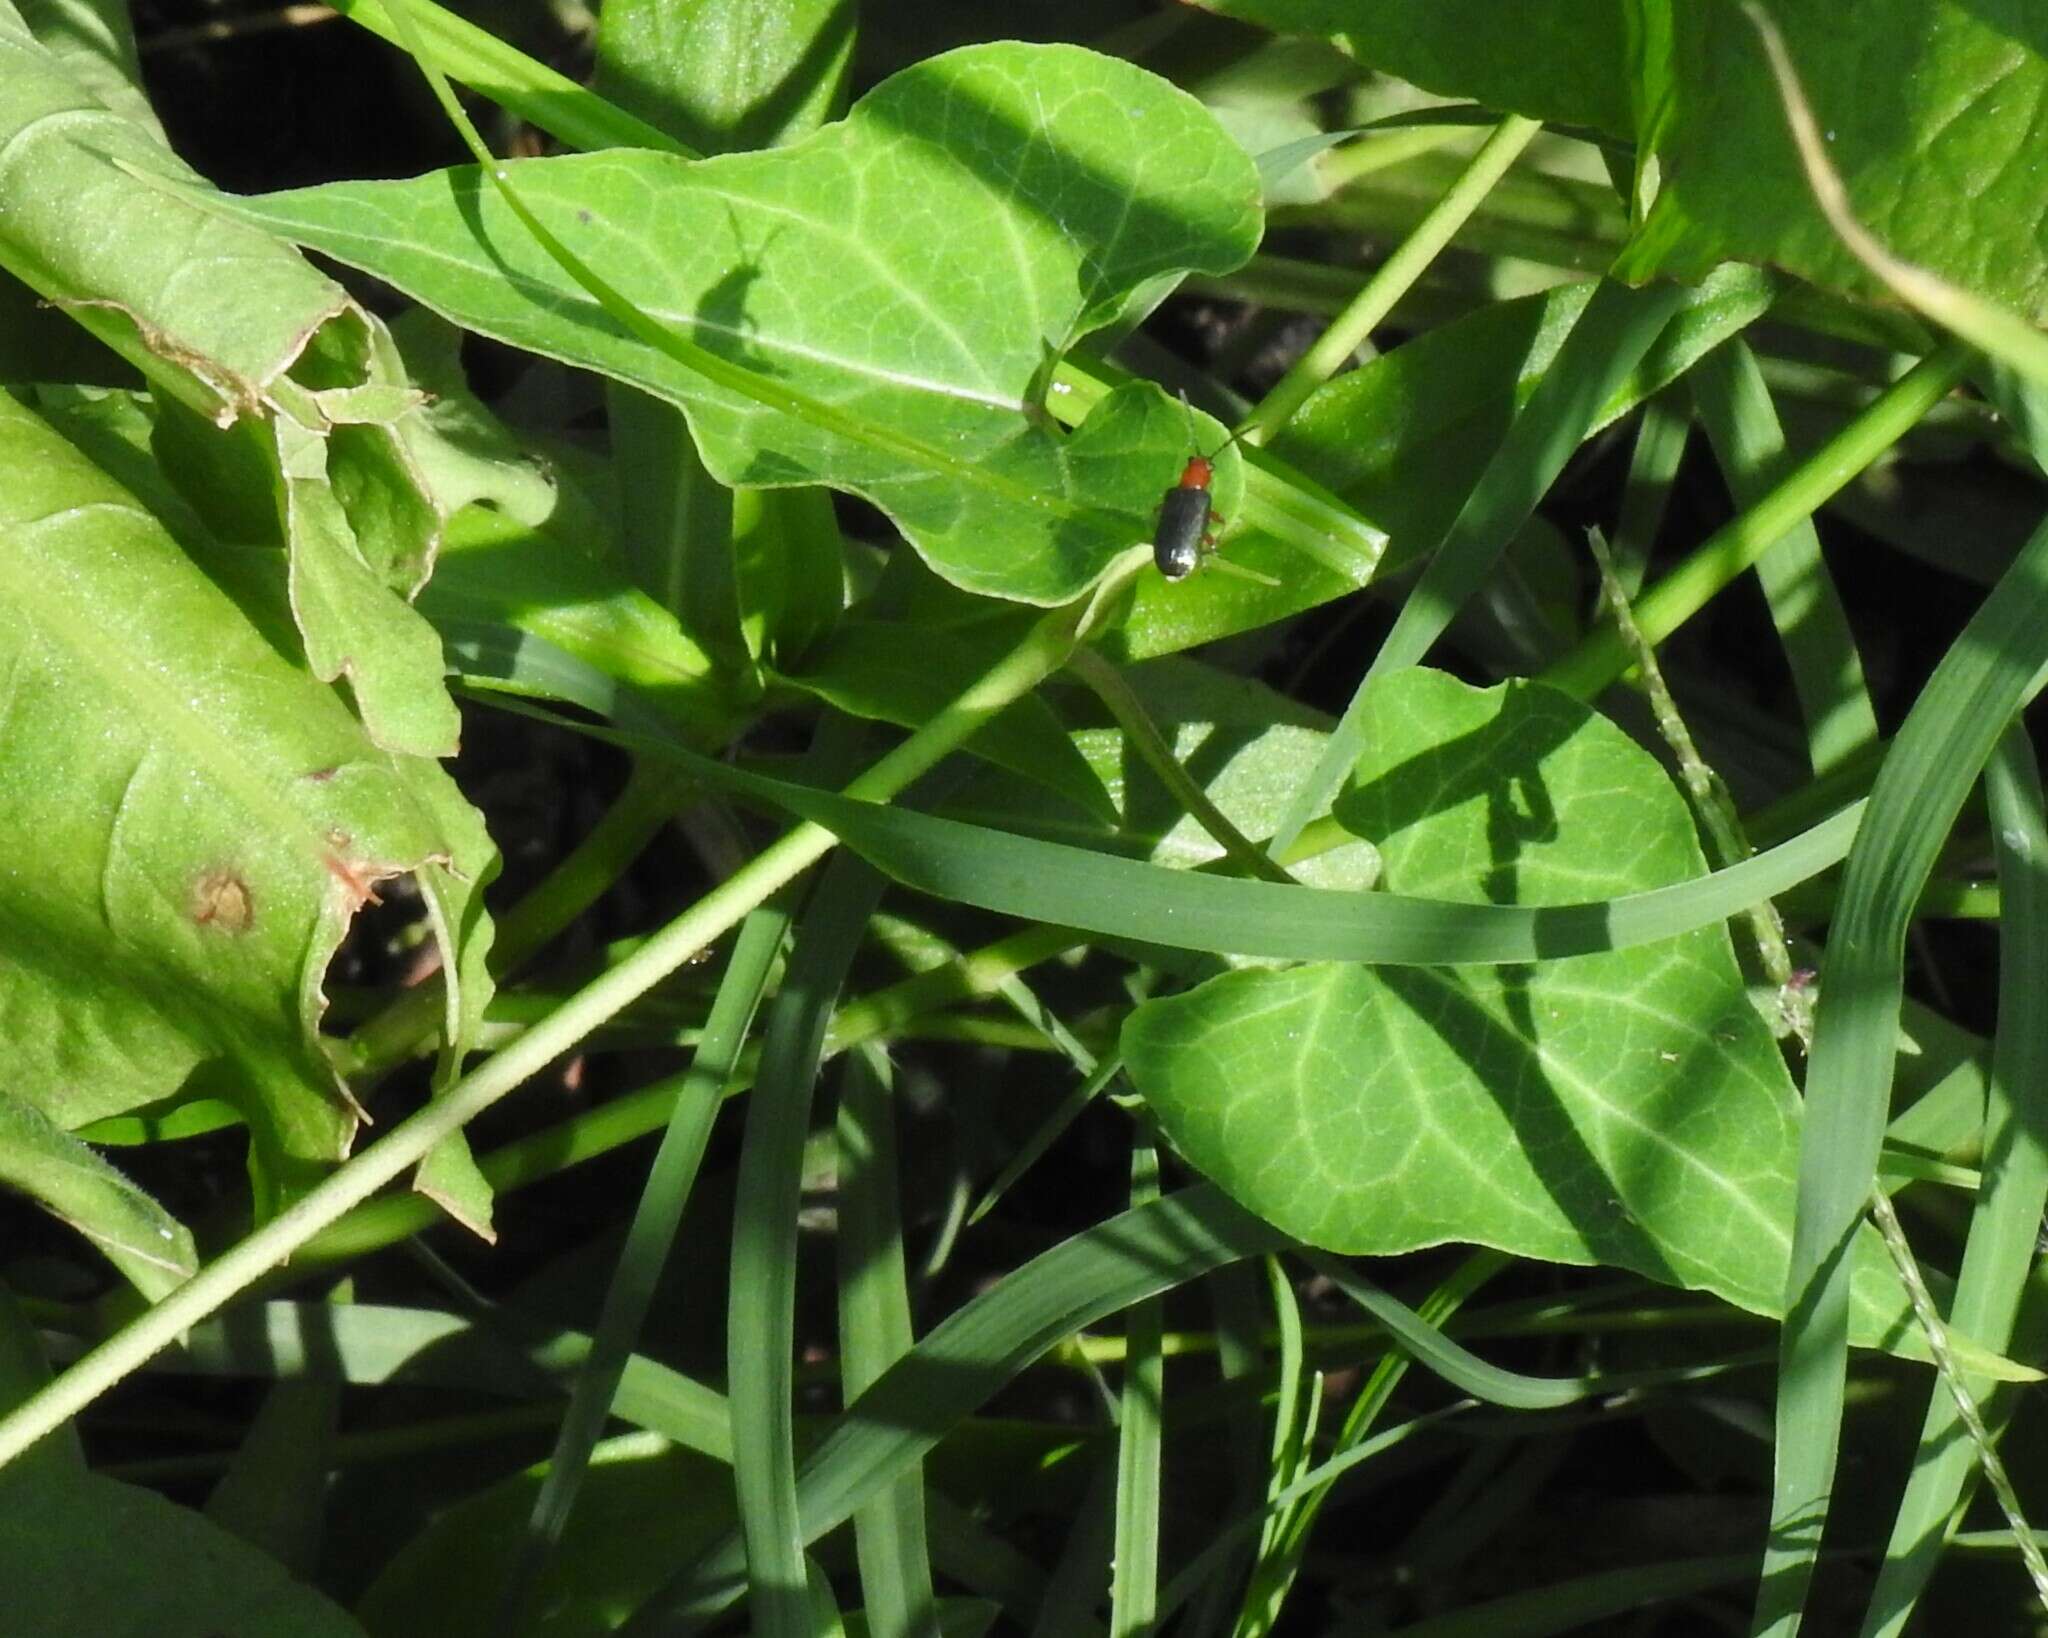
1151 397 1248 580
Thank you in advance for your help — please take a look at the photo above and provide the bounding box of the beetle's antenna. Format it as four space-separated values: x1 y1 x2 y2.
1177 387 1251 464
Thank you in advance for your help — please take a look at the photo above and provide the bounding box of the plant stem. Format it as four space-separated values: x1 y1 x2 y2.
1239 113 1542 443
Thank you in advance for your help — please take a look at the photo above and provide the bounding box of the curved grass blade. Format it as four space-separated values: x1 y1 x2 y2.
1859 729 2048 1636
838 1043 941 1638
1306 1256 1604 1411
331 0 688 155
1690 340 1876 776
480 671 1873 969
1755 510 2048 1637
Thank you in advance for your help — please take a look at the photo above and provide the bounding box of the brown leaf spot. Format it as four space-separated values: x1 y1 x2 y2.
191 869 254 934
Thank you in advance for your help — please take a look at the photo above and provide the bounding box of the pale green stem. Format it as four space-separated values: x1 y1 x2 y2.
1237 114 1542 444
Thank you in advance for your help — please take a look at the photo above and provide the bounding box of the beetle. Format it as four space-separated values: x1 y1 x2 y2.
1151 396 1254 581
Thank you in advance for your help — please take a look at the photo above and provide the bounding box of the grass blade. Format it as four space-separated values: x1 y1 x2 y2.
503 901 791 1621
1690 340 1877 776
839 1044 941 1638
1109 1138 1165 1638
1859 727 2048 1635
624 1184 1290 1631
730 854 884 1637
1755 511 2048 1637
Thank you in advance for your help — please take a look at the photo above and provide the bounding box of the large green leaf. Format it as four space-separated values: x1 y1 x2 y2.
0 1463 365 1638
1121 669 1921 1349
1195 0 1632 136
1617 0 2048 323
0 3 460 755
0 390 495 1213
357 1435 734 1638
593 0 852 155
208 43 1264 606
420 504 741 744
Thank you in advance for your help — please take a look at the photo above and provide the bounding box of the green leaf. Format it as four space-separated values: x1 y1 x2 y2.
1617 1 2048 323
784 622 1117 825
0 4 341 403
357 1435 735 1638
0 1464 367 1638
1120 669 1929 1351
211 43 1264 605
420 504 741 743
593 0 853 155
17 0 161 139
0 10 462 754
1197 0 1632 136
0 1092 197 1299
0 389 494 1210
384 307 563 527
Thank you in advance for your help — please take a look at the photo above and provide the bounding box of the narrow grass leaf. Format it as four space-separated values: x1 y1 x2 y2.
1351 1554 1761 1638
1860 728 2048 1636
1309 1257 1612 1411
330 0 687 154
1109 1139 1166 1638
1031 1464 1117 1638
1606 392 1689 597
1540 344 1973 703
624 1184 1290 1631
1757 510 2048 1637
1691 340 1876 776
731 855 884 1638
505 903 790 1618
839 1045 941 1638
477 662 1873 970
